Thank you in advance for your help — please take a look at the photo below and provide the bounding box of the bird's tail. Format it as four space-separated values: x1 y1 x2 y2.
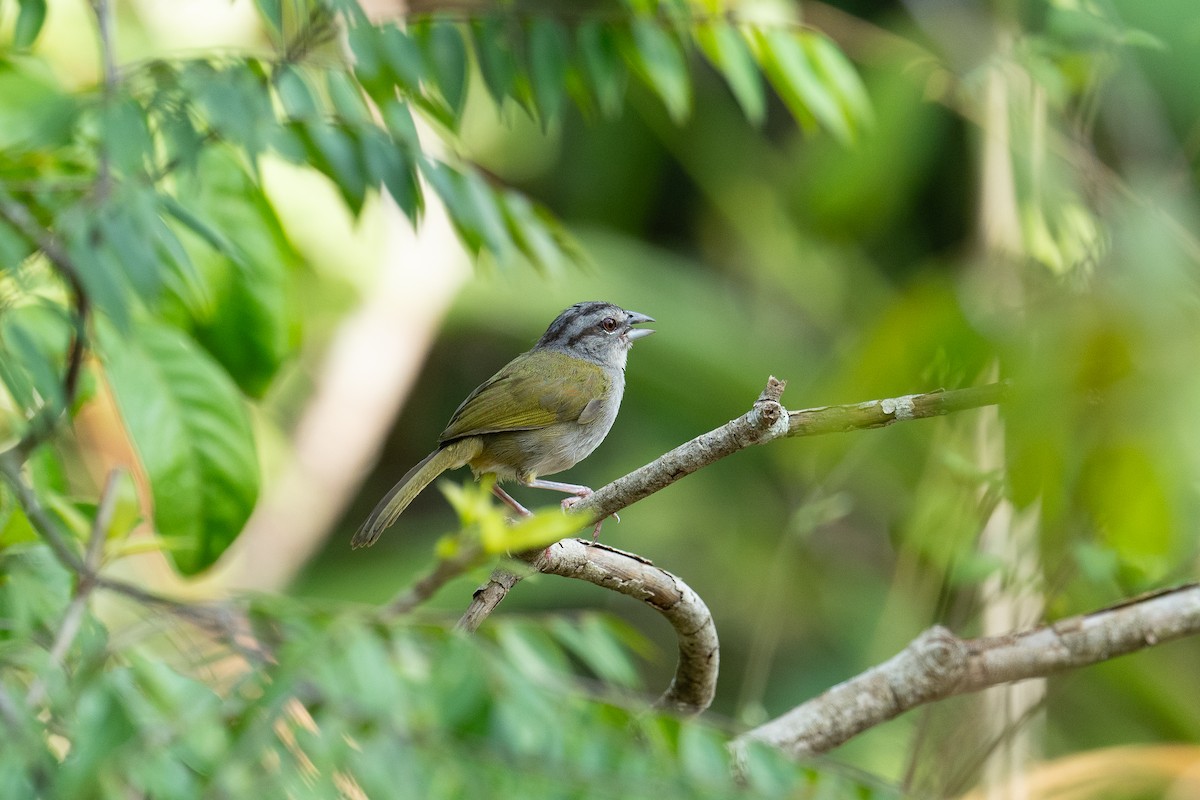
352 438 482 548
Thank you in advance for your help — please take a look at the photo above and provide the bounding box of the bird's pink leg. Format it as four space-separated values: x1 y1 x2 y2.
523 479 618 541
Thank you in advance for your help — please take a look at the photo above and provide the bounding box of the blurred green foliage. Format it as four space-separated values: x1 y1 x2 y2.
1 0 1200 796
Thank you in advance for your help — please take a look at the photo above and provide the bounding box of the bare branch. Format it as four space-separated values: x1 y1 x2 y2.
736 584 1200 758
455 380 1009 713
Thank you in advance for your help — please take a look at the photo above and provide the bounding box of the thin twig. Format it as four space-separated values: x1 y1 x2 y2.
25 470 122 707
385 545 484 616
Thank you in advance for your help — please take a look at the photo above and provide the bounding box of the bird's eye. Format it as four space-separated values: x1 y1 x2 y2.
600 317 618 333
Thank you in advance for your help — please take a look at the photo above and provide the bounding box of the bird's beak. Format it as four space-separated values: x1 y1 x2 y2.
625 310 655 341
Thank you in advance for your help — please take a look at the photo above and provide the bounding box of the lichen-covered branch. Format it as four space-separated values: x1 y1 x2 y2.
736 584 1200 758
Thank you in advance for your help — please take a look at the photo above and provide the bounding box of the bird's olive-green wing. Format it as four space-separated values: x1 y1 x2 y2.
438 350 610 443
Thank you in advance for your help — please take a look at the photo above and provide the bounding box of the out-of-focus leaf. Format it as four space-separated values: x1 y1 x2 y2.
298 120 368 214
754 27 852 143
101 96 153 176
379 24 425 96
274 65 319 119
1080 444 1172 581
327 70 371 124
421 161 510 258
165 148 293 397
627 19 691 123
253 0 283 34
415 18 468 124
359 127 423 222
678 723 733 788
549 614 642 688
802 31 872 131
13 0 47 50
0 302 70 413
577 20 626 118
695 21 765 126
379 95 421 151
527 17 570 127
100 321 259 575
471 15 521 107
0 220 32 272
0 62 78 151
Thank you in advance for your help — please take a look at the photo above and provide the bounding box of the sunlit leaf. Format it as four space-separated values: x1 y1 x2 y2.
101 321 259 575
627 19 691 123
754 27 852 143
695 21 765 125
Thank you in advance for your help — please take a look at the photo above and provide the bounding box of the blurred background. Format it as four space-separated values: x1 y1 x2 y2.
22 0 1200 794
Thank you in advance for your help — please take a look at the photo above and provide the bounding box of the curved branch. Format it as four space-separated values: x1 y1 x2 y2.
736 584 1200 758
540 539 718 715
456 379 1008 713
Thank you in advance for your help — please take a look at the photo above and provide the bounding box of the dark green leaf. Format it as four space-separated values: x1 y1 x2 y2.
348 23 387 98
13 0 47 50
422 162 510 258
379 96 420 151
527 17 570 127
360 128 423 222
100 321 259 575
471 16 520 107
299 120 368 214
755 27 852 143
577 21 626 118
417 18 468 123
695 21 765 126
627 19 691 123
379 24 425 95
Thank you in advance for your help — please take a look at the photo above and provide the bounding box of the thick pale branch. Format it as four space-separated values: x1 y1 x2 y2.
737 584 1200 758
535 539 719 715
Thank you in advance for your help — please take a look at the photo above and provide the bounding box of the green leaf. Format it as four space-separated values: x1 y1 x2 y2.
0 219 32 271
100 321 259 575
801 31 872 132
379 24 425 96
327 70 371 124
471 15 521 107
695 22 765 126
627 19 691 124
0 302 70 414
275 65 319 119
577 20 626 118
527 17 570 127
0 62 78 151
253 0 283 34
754 27 852 143
421 161 510 258
360 127 423 223
165 148 293 397
379 95 421 151
13 0 47 50
298 120 368 214
416 18 468 124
